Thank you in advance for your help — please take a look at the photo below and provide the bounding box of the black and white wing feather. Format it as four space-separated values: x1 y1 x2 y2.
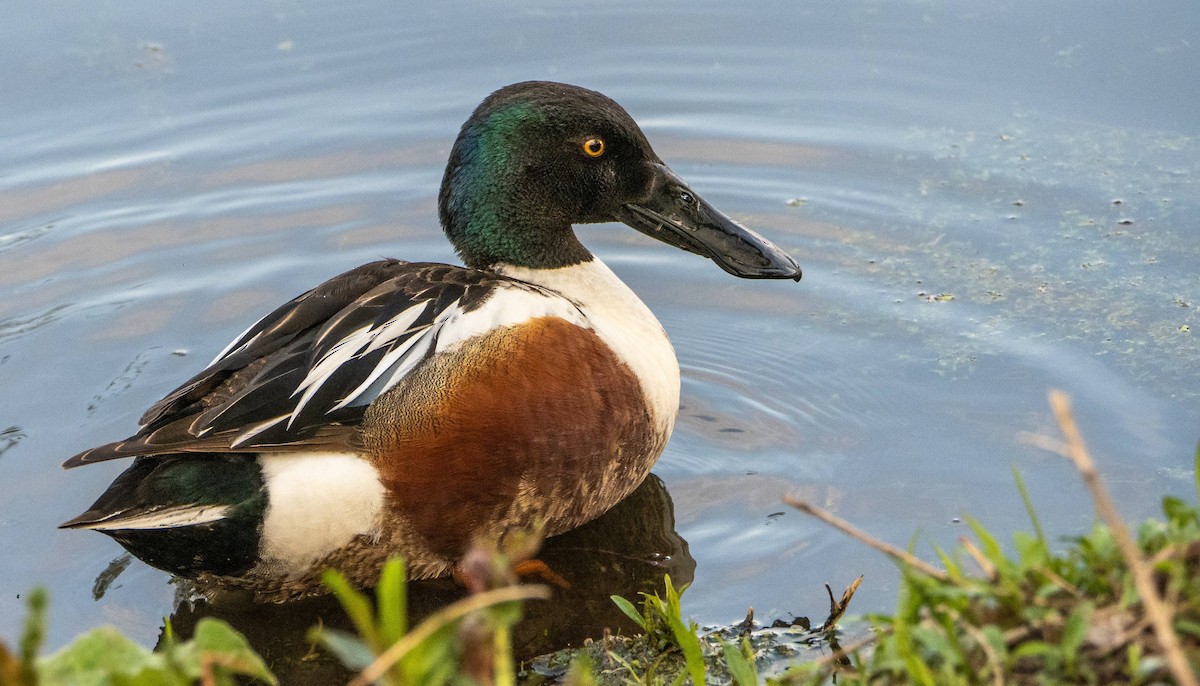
63 260 505 468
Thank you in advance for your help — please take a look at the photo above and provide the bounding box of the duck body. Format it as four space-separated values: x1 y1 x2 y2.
61 81 801 601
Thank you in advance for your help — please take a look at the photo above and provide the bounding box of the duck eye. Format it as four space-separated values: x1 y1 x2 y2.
582 137 606 158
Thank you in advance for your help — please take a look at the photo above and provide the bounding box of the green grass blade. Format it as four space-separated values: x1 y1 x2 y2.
670 619 705 686
321 569 381 651
610 595 648 631
311 628 377 671
965 516 1010 573
930 542 962 579
376 557 408 645
37 626 159 684
722 639 757 686
192 618 279 685
19 588 47 685
1061 602 1094 672
1012 464 1047 547
1175 619 1200 640
663 592 704 683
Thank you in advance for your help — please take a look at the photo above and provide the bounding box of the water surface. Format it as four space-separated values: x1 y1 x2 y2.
1 0 1197 674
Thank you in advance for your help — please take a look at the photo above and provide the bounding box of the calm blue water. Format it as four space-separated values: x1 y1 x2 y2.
2 0 1198 671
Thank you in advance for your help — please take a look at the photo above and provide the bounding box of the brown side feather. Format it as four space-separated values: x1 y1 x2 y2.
360 315 663 560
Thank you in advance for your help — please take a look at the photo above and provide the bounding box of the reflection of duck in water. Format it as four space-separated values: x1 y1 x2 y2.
60 81 800 602
162 474 695 686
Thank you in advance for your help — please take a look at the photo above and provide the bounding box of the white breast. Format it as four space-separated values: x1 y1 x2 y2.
496 258 681 438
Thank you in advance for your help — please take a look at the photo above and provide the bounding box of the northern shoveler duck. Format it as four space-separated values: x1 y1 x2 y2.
60 81 801 602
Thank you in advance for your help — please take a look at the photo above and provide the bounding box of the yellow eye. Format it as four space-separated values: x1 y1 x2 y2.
582 137 605 157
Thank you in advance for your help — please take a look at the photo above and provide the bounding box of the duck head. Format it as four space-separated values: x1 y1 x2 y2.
438 81 801 281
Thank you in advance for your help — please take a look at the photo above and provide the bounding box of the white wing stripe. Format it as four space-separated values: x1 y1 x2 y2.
289 337 371 426
81 505 232 531
288 301 449 426
364 303 431 354
295 324 376 394
230 414 290 448
209 328 264 366
373 334 435 398
331 329 433 411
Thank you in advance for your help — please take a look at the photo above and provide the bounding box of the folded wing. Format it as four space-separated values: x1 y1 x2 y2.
63 260 505 468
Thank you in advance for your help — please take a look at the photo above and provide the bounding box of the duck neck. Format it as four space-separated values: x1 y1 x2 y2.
442 208 592 271
437 102 593 271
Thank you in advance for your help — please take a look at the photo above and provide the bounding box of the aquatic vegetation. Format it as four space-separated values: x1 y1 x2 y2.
781 392 1200 685
523 570 861 684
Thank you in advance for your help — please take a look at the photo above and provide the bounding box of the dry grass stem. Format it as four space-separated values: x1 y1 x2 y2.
1032 565 1080 597
959 536 997 581
1046 389 1198 686
1016 430 1071 458
819 576 863 631
785 496 949 582
349 584 551 686
956 613 1005 686
780 632 878 681
1001 624 1037 646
